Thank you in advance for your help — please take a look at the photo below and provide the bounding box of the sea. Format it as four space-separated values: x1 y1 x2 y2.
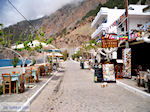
0 59 31 67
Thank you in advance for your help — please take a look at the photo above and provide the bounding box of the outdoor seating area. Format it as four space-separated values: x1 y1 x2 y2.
0 63 54 95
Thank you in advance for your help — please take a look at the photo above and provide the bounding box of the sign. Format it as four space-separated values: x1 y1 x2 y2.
103 64 116 81
105 34 128 40
102 39 118 48
122 48 131 78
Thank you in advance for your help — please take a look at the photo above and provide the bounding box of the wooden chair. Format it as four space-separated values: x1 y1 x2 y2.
44 65 50 75
39 65 46 76
20 74 25 93
48 64 53 74
2 73 12 94
25 69 34 83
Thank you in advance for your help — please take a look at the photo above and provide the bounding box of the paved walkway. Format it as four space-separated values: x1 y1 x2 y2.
31 61 150 112
118 78 148 92
0 76 52 102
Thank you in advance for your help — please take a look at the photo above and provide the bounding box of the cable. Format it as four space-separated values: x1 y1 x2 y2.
7 0 36 30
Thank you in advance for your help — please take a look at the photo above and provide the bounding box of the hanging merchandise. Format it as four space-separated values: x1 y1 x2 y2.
122 48 131 78
129 31 143 40
112 12 126 26
103 64 116 82
104 34 128 40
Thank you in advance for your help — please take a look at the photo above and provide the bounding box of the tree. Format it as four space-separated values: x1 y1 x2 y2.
23 41 31 50
12 57 19 67
62 50 69 61
46 38 54 44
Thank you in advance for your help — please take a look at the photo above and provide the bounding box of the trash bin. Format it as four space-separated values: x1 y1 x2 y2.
80 62 84 69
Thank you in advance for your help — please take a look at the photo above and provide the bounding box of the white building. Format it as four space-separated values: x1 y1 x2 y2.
91 5 150 39
11 40 56 49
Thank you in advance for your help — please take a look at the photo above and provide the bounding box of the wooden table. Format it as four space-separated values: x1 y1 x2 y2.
3 74 21 94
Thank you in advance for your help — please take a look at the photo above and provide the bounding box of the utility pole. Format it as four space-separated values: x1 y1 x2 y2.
124 0 129 48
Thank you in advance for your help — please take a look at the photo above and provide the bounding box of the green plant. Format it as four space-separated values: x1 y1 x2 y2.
62 50 69 61
12 57 19 67
82 4 102 20
46 38 54 44
47 57 53 63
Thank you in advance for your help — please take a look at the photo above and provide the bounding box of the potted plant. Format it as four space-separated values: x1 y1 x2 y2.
12 57 19 68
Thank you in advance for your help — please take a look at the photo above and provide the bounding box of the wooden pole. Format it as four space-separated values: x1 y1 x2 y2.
125 0 129 32
124 0 129 48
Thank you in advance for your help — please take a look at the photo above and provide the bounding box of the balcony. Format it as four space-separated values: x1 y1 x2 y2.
91 7 108 28
91 23 108 38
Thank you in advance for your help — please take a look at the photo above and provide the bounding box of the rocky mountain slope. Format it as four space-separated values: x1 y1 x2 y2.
4 0 106 46
2 0 149 56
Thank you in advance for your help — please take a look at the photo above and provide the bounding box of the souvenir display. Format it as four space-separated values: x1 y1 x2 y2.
103 64 116 81
122 48 131 78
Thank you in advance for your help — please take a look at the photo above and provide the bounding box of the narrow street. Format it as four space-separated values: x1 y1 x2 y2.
31 61 150 112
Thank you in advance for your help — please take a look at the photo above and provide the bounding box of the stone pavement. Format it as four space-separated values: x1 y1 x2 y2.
0 76 52 102
30 61 150 112
117 78 148 93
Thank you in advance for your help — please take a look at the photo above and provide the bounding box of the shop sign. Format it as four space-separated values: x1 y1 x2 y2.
103 64 116 81
122 48 131 78
102 39 118 48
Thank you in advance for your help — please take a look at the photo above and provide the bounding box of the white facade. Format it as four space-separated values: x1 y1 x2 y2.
11 40 56 49
91 5 150 39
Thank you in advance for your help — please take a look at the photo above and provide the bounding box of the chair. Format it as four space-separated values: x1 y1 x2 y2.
20 74 25 93
48 64 53 74
44 65 50 75
2 74 12 94
25 69 34 83
39 65 46 76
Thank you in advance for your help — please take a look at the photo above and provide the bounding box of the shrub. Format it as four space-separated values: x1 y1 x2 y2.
12 57 19 67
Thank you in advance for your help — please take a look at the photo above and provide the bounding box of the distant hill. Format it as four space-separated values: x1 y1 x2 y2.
1 0 149 55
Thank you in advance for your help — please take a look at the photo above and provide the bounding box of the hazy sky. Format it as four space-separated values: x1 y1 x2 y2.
0 0 84 27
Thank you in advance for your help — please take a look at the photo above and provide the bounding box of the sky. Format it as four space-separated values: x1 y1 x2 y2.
0 0 84 27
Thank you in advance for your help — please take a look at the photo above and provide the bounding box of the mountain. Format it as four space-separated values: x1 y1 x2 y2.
3 0 106 46
1 0 149 56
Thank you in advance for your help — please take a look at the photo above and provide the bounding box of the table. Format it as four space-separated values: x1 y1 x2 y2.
3 74 21 94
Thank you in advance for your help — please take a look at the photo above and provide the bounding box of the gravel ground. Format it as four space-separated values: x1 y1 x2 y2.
31 61 150 112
